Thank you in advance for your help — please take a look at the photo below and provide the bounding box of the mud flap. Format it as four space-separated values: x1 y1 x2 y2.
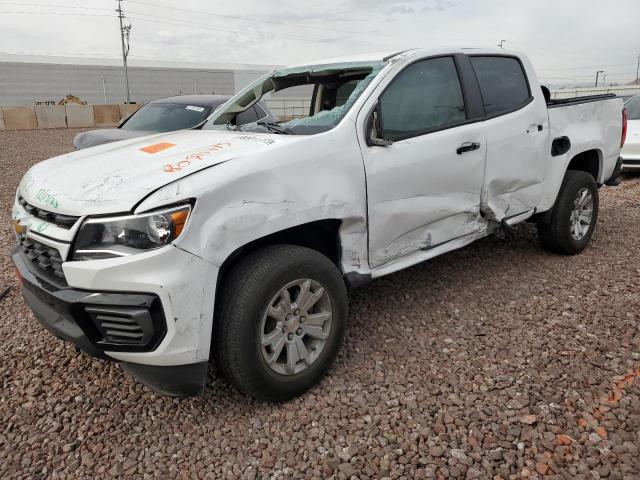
120 361 208 397
604 156 623 187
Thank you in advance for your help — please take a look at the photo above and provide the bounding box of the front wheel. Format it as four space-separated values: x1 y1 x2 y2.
213 245 348 401
537 170 599 254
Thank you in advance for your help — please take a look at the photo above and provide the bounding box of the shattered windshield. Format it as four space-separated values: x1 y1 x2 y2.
203 61 385 135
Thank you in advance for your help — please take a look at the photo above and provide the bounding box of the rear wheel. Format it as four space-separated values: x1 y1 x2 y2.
537 170 599 254
214 245 348 401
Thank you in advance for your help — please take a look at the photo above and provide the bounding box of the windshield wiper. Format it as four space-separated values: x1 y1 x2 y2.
257 120 293 135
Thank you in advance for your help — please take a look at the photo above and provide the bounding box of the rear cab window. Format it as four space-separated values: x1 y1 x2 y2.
470 56 531 116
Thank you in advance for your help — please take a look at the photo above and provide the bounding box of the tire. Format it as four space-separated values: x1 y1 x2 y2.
213 244 348 401
537 170 599 255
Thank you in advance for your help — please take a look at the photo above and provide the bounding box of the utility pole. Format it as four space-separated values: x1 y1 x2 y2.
116 0 131 103
498 40 506 49
636 54 640 85
595 70 604 87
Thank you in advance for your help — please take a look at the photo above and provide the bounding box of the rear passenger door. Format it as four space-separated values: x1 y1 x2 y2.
469 55 550 221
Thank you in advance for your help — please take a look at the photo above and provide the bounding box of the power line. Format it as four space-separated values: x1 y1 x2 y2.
0 1 110 10
0 9 111 17
126 13 365 46
125 0 420 42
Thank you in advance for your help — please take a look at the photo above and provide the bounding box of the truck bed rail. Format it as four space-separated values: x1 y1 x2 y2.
547 93 618 109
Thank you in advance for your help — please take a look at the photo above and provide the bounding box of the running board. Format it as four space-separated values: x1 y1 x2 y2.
502 208 536 228
371 229 489 279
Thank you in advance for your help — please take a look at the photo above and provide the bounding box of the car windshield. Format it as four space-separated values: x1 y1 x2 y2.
626 96 640 120
202 61 386 135
121 103 212 132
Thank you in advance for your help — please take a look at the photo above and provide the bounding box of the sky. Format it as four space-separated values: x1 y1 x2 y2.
1 0 639 87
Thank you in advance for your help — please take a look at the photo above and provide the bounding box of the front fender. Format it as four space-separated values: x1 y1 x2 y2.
136 125 370 275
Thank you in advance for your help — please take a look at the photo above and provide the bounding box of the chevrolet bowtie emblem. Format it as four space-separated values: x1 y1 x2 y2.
12 219 27 234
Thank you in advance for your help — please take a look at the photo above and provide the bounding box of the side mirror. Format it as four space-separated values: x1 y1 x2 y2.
368 104 392 147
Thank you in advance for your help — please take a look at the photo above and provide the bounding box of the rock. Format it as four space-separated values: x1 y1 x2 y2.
261 451 275 468
588 432 603 444
466 467 482 479
489 448 503 461
450 449 467 460
535 462 549 476
338 463 357 477
429 446 445 458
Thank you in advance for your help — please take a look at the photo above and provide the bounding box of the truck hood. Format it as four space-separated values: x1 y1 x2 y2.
20 129 297 216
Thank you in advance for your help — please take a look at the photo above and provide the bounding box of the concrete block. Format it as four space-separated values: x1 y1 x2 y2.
66 105 95 128
265 99 286 110
119 103 142 120
0 109 4 130
2 106 37 130
93 104 121 127
35 105 67 129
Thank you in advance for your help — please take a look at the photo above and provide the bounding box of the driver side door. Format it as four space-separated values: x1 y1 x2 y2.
361 56 487 269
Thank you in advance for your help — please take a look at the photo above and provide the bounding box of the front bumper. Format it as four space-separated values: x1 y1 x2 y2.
12 246 212 396
621 157 640 171
621 140 640 170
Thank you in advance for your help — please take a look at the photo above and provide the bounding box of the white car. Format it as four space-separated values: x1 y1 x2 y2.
11 48 625 400
621 95 640 170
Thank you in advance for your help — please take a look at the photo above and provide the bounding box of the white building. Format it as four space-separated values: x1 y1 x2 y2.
0 53 276 106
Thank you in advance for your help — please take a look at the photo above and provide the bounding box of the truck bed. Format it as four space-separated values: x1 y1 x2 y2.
542 93 623 208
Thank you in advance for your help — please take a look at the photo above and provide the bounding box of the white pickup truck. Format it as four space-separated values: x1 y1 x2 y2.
12 48 626 400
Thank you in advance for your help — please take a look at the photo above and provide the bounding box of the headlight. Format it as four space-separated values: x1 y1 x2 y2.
73 204 191 260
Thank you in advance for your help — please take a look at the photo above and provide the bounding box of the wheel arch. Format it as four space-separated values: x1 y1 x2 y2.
566 148 603 183
212 219 345 328
217 219 343 278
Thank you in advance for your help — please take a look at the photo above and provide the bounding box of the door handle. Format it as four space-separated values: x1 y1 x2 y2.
456 142 481 155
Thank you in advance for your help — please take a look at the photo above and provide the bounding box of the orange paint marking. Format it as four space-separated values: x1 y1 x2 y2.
163 142 231 173
570 368 640 440
139 142 176 154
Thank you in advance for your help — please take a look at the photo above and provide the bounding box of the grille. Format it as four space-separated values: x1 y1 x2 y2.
85 306 154 346
17 195 79 229
18 235 65 278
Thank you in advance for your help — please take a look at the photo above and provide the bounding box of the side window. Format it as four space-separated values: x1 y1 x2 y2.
470 56 530 115
236 106 259 125
379 57 466 141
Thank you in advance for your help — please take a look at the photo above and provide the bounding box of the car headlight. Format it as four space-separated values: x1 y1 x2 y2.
73 204 191 260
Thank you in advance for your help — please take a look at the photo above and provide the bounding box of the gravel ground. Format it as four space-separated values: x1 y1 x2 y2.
1 128 639 480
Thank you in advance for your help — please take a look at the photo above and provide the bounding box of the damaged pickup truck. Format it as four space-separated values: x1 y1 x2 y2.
12 48 626 400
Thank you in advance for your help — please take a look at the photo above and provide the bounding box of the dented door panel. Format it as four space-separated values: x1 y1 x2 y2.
363 123 487 268
477 55 550 222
